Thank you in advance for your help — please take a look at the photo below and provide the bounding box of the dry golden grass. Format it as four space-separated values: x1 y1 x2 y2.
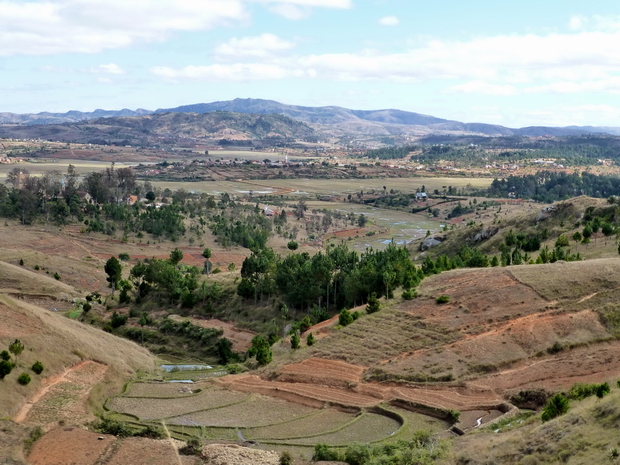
0 293 156 420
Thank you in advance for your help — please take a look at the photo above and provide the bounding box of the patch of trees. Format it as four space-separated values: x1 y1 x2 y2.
238 243 422 311
486 171 620 202
0 339 44 385
362 145 417 160
313 430 447 464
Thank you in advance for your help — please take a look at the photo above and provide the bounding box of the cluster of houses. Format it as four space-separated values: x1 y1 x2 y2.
0 156 22 164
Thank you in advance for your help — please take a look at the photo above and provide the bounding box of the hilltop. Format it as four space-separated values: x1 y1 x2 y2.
3 99 620 145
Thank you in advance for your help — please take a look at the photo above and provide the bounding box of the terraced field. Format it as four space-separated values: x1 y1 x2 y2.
105 380 437 449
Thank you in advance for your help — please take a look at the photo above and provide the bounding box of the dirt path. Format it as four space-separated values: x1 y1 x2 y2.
14 360 107 424
161 421 183 465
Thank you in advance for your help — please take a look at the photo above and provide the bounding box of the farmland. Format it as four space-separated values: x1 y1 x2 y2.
105 379 449 453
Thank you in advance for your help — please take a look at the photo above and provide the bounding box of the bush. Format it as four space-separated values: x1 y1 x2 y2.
31 361 44 375
542 394 570 422
366 293 380 313
19 258 24 266
0 350 10 361
313 443 341 461
94 416 132 437
111 311 128 328
291 332 300 349
134 425 163 439
18 373 31 385
279 450 293 465
402 289 417 300
53 272 61 281
339 308 353 327
345 443 371 465
0 360 13 379
436 295 450 304
23 426 44 453
118 252 130 261
179 438 202 456
306 333 316 346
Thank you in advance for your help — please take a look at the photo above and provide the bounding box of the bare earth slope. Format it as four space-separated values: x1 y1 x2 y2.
221 260 620 429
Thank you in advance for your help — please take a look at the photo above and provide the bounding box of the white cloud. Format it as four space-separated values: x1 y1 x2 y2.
151 63 291 81
267 4 310 20
446 81 517 96
569 14 620 32
151 26 620 103
379 16 399 27
87 63 126 75
215 34 295 59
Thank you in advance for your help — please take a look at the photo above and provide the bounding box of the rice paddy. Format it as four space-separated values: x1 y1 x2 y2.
105 381 445 448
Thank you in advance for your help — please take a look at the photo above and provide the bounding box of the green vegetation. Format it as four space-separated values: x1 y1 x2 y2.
17 373 31 385
31 361 44 375
541 393 570 422
312 431 447 465
436 295 450 304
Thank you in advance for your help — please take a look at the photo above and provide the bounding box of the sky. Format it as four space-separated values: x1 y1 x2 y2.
1 0 620 128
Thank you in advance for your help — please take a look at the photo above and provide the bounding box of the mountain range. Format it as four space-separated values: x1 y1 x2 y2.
2 98 620 138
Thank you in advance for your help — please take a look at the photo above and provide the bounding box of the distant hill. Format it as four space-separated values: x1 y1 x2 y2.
0 110 317 145
2 98 620 139
0 108 151 125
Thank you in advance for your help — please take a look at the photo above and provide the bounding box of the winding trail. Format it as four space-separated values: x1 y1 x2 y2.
14 360 105 423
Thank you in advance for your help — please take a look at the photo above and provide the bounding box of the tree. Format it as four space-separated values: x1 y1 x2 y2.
202 248 212 275
105 256 122 293
339 308 353 327
357 214 368 228
306 332 316 346
287 240 298 251
9 339 24 362
365 293 380 314
0 360 12 379
249 336 272 366
32 361 44 375
216 338 234 365
169 248 184 265
18 373 31 385
291 332 300 349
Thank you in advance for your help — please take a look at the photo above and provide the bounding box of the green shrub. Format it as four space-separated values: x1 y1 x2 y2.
366 293 381 313
547 341 564 354
212 268 221 274
0 350 10 361
279 450 293 465
313 443 341 461
345 443 371 465
34 264 40 270
111 311 128 328
19 258 24 266
23 426 44 453
0 360 13 379
31 361 44 375
18 373 31 385
291 332 300 349
134 425 163 439
118 252 130 261
339 308 353 327
306 333 316 346
179 438 202 455
542 394 570 422
53 272 61 281
436 295 450 304
402 289 417 300
94 416 132 437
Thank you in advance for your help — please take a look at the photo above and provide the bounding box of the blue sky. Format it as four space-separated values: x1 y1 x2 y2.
1 0 620 128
